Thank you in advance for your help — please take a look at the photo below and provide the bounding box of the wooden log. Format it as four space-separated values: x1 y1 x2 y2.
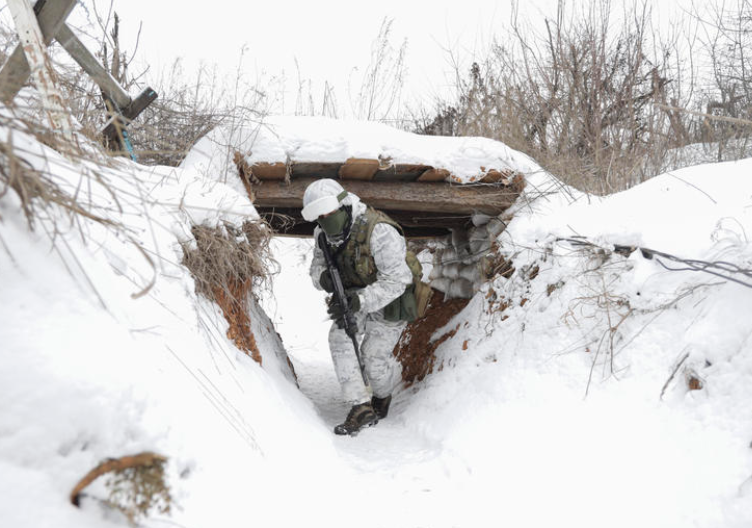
254 206 468 237
384 210 471 229
0 0 77 103
251 177 519 216
55 23 131 108
290 161 339 179
374 163 431 182
264 221 452 239
418 168 451 182
481 168 516 184
252 162 287 180
339 158 379 180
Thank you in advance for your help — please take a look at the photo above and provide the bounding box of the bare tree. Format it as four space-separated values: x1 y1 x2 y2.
417 0 698 193
695 0 752 158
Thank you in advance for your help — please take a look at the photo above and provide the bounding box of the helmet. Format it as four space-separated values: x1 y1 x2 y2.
301 179 349 221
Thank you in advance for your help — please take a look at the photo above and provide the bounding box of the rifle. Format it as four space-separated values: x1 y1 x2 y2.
317 232 368 386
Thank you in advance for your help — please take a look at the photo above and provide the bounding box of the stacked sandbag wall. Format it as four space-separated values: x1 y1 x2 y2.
429 215 508 299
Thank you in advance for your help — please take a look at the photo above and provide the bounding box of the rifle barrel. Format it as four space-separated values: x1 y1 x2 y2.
318 232 368 386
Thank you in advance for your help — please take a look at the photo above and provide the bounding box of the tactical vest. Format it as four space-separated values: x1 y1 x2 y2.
331 207 429 322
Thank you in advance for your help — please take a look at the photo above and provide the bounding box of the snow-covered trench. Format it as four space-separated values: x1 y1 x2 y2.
2 115 752 528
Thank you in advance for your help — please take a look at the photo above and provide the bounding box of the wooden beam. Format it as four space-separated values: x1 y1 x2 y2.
251 177 520 216
290 162 339 179
255 206 470 228
101 86 158 148
55 23 131 108
119 86 158 121
418 168 451 182
383 210 472 229
5 0 74 145
255 208 454 238
0 0 77 103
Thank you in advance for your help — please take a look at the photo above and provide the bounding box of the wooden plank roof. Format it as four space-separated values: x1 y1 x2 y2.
234 154 526 238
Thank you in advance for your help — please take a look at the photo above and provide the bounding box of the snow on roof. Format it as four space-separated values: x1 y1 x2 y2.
181 115 544 184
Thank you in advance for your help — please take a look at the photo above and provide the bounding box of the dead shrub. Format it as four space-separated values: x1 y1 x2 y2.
181 221 271 299
104 458 171 525
415 1 692 193
181 221 273 363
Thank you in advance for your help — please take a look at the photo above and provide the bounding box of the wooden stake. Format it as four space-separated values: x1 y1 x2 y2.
0 0 77 103
6 0 75 148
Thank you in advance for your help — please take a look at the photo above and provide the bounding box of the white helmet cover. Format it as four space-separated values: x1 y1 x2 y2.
301 179 348 221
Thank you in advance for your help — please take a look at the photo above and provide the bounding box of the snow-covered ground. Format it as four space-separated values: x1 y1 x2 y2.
1 114 751 528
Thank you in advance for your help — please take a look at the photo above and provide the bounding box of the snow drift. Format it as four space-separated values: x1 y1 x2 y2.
1 112 751 528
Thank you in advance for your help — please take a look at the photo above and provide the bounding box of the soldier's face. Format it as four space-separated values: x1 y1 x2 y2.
317 207 348 237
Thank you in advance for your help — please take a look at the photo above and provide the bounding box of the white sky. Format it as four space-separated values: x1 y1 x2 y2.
6 0 708 118
95 0 547 116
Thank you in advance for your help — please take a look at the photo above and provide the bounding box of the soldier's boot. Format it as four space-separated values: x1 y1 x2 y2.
371 394 392 420
334 402 378 436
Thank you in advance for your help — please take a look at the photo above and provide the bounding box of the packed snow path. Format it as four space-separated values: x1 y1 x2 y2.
261 236 752 528
261 238 440 466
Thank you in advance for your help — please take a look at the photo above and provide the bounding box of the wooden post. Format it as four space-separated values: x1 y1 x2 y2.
5 0 75 147
0 0 77 103
55 23 132 109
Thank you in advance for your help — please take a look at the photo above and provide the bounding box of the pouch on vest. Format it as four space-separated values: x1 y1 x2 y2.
400 285 418 322
413 279 433 319
387 280 431 323
403 250 432 321
389 250 433 323
383 296 402 322
383 284 418 323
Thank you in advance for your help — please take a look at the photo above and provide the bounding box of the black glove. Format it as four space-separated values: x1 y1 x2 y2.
319 270 334 293
327 290 361 328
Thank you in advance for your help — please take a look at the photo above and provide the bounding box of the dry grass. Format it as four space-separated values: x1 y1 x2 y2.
181 221 272 301
70 452 171 527
0 140 109 228
181 221 274 363
104 458 171 526
0 104 124 253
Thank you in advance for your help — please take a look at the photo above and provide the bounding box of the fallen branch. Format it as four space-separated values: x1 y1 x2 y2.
654 102 752 127
660 351 690 400
70 451 167 506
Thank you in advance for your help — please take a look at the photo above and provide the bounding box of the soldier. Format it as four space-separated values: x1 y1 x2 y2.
302 178 423 435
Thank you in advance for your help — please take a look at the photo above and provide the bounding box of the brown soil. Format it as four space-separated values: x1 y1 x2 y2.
393 290 470 385
212 280 262 364
687 375 703 391
181 222 272 367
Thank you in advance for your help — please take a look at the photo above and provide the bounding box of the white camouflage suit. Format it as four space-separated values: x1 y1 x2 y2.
309 190 412 405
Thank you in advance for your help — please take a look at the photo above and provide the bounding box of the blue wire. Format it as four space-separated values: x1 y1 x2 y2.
121 128 137 162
